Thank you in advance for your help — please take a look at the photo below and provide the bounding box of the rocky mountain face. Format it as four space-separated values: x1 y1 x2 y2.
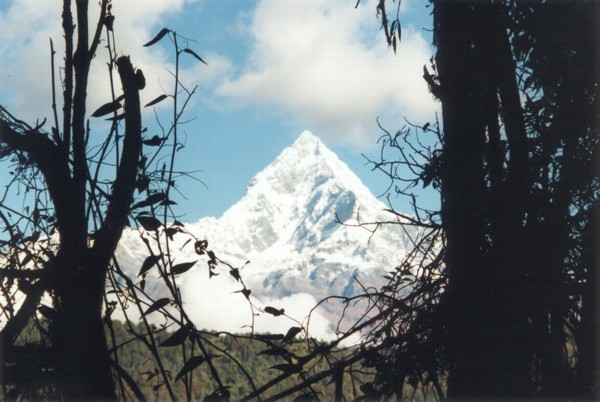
115 131 416 339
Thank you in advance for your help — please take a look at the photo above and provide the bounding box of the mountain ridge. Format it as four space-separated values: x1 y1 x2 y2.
116 130 414 339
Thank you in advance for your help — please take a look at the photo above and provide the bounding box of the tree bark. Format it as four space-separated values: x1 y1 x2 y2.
433 1 532 398
1 1 143 399
433 2 489 397
50 55 141 401
52 250 115 400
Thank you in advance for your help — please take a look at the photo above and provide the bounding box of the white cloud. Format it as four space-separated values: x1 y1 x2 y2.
0 1 436 146
117 272 335 342
217 0 437 147
180 277 334 340
175 263 335 341
0 0 222 124
112 228 337 342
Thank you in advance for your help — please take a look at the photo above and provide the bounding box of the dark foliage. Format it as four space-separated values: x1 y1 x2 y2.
357 0 599 400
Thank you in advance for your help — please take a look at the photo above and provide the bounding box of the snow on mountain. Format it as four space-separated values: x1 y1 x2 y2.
115 130 416 340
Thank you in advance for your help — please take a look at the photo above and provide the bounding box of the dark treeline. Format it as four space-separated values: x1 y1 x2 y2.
361 0 598 400
10 320 434 401
433 1 599 399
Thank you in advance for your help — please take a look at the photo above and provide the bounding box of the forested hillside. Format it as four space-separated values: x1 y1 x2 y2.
107 321 334 401
10 320 437 401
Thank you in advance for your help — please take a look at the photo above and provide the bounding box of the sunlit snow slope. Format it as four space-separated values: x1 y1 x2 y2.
116 131 416 339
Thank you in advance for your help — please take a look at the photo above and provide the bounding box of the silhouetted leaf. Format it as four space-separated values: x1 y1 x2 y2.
397 22 402 43
146 192 167 205
136 216 162 231
32 208 39 226
175 355 205 381
195 240 208 255
360 382 379 397
141 298 170 318
182 48 208 65
136 69 145 90
144 28 171 47
132 192 166 210
180 238 192 250
270 363 302 374
91 100 121 117
138 254 161 277
136 177 150 193
171 260 197 275
103 15 115 31
160 324 191 347
229 268 241 282
142 135 164 146
204 387 230 401
38 305 57 320
25 231 39 244
420 162 436 188
145 94 168 107
422 122 430 131
233 288 252 300
18 279 34 294
165 227 179 240
264 306 285 316
283 326 303 343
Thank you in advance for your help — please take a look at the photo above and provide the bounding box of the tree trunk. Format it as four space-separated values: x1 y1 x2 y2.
52 247 116 400
47 55 141 401
0 1 141 398
433 2 532 398
433 2 489 397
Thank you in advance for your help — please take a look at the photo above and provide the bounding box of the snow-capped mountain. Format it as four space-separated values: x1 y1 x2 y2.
115 131 416 339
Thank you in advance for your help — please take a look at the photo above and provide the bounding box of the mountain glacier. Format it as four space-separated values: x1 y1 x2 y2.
115 131 416 339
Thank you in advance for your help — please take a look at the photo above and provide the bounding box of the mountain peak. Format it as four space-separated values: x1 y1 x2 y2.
207 129 386 256
253 130 363 199
117 129 415 340
290 130 323 155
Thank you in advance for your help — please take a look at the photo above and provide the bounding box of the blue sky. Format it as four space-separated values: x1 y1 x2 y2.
0 0 439 222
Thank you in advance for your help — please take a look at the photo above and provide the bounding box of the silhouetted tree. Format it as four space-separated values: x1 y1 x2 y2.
0 1 143 398
0 1 210 399
368 0 599 399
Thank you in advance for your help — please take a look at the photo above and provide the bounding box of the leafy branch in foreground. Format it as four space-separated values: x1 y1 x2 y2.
0 1 215 399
